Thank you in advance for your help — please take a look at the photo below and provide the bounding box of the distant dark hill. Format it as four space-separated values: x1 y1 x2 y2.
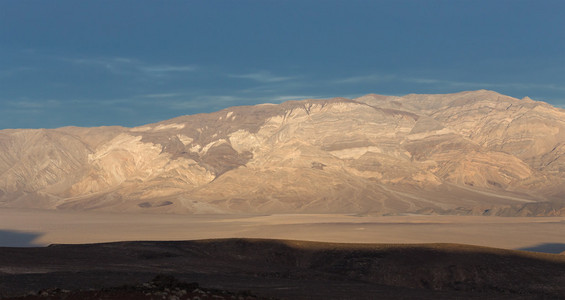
519 243 565 254
0 230 42 247
1 238 565 299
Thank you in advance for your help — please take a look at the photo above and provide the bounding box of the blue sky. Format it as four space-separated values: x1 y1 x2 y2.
1 0 564 129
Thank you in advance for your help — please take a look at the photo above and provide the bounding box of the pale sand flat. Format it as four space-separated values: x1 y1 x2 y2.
1 208 564 250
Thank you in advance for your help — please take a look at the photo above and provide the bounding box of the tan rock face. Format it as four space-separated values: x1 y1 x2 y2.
1 90 565 215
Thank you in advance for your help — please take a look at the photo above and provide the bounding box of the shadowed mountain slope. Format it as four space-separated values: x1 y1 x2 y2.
1 239 565 299
1 90 565 215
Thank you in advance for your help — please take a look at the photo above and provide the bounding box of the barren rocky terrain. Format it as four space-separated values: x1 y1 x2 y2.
1 239 565 299
2 91 565 299
2 275 267 300
1 90 565 216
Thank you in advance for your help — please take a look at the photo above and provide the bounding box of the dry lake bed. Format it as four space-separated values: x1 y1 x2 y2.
1 208 564 252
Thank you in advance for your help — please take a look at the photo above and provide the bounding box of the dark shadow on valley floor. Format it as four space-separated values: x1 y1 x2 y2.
518 243 565 254
0 230 44 247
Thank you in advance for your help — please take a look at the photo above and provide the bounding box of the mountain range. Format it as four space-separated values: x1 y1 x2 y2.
2 90 565 216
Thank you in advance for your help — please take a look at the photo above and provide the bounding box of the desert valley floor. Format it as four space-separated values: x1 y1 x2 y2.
1 208 564 251
2 209 565 299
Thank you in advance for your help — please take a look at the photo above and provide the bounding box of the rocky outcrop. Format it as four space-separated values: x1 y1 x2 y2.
1 90 565 215
2 275 267 300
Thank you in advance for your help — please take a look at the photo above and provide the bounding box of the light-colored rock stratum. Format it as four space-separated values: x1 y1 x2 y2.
2 90 565 216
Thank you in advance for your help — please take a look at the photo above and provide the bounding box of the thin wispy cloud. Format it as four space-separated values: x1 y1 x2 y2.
335 73 565 93
0 99 62 120
141 66 196 73
229 71 295 83
63 56 196 78
0 67 35 79
62 57 132 74
333 74 396 84
406 78 442 84
141 93 184 99
4 99 61 109
403 77 565 92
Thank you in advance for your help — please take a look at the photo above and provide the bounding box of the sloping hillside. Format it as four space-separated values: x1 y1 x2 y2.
1 90 565 215
2 239 565 299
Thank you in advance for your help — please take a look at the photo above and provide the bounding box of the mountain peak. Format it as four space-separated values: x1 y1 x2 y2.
1 91 564 216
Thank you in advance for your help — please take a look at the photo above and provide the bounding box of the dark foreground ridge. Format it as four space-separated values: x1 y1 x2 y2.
1 238 565 299
2 275 267 300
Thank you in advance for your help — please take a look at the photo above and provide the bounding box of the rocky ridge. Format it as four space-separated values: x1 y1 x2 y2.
1 90 565 215
3 275 267 300
2 239 565 299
